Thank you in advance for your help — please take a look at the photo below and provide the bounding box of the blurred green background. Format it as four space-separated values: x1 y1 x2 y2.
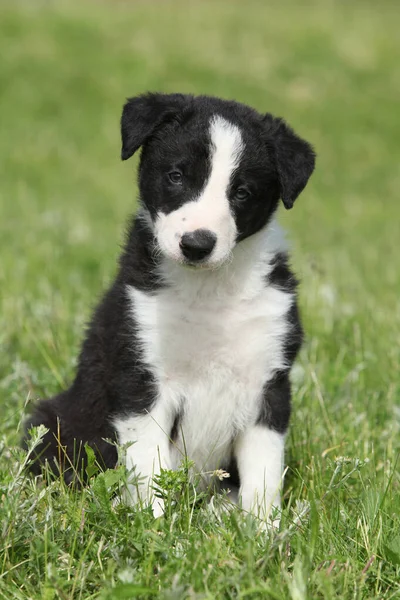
0 1 399 597
1 0 399 421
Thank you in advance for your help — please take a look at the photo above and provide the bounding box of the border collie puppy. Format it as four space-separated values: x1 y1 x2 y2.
24 93 315 522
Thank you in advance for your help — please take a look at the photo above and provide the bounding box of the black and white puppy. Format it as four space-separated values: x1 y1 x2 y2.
25 93 315 522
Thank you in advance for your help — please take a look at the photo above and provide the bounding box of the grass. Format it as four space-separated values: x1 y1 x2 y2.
1 0 399 597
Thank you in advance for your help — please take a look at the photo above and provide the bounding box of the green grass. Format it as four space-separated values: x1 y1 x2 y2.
1 0 400 597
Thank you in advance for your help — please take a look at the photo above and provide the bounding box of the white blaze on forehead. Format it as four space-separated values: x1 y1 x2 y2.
207 115 244 198
154 115 244 265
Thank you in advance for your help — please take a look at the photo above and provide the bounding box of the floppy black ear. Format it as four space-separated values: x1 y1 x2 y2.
264 114 316 209
121 93 189 160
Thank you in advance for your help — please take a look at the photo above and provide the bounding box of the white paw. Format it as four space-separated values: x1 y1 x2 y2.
240 489 281 529
118 483 164 518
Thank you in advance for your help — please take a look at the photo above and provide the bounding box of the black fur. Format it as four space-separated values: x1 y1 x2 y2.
258 371 293 434
24 278 158 479
269 252 304 365
263 113 315 209
268 252 299 293
256 252 304 432
123 93 315 230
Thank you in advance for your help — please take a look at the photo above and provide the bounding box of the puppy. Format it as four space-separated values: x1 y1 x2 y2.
24 93 315 522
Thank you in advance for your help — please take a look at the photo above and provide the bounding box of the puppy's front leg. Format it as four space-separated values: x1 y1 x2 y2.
235 371 291 526
235 425 285 527
114 402 174 517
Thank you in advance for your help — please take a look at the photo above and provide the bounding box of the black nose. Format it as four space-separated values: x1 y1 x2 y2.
179 229 217 262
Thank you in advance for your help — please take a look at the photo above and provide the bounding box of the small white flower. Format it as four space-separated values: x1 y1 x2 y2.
212 469 230 481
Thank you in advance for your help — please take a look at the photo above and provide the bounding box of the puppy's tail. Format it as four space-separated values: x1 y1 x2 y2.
22 396 118 485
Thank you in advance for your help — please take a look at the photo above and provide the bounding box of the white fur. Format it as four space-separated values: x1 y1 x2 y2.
154 116 243 267
235 425 285 525
116 217 292 520
114 401 176 518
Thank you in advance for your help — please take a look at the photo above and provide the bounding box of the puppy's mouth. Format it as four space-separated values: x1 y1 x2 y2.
181 252 232 271
182 258 216 270
164 250 228 271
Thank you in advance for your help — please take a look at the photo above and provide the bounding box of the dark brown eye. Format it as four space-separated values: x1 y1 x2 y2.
168 171 183 184
234 187 250 201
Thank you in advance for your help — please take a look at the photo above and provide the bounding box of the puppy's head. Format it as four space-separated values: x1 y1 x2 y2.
121 93 315 268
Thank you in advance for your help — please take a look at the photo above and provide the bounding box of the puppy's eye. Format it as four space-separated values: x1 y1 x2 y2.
234 187 250 201
168 171 183 185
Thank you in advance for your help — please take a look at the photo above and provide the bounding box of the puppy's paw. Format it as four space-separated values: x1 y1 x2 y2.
240 488 281 531
118 483 165 518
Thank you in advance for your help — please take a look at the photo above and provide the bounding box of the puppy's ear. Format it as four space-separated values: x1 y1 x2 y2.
121 93 189 160
264 114 315 209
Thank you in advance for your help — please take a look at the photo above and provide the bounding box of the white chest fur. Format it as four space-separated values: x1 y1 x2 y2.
124 221 293 476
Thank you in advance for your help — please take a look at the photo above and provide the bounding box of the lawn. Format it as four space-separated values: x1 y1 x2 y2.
1 0 399 598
